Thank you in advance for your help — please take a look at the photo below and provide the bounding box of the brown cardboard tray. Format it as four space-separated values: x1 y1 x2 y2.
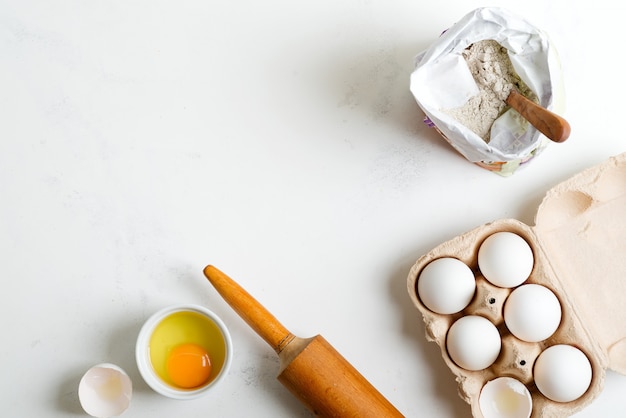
407 153 626 417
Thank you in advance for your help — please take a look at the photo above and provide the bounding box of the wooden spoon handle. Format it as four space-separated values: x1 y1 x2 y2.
506 89 571 143
203 265 295 354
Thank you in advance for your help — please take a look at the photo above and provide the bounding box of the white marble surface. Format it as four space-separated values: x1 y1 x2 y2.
2 1 625 417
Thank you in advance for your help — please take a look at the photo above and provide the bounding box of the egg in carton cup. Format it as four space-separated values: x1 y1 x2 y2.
407 153 626 417
410 7 566 176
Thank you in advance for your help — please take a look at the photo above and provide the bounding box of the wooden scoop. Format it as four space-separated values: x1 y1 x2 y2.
506 89 571 143
203 265 404 417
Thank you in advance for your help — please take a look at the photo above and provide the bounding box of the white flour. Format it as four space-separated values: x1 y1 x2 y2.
444 40 537 142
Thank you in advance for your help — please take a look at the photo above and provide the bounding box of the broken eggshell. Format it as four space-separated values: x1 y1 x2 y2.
479 377 532 418
78 363 132 418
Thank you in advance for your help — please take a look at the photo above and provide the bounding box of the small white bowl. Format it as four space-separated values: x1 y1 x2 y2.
136 304 233 399
78 363 132 417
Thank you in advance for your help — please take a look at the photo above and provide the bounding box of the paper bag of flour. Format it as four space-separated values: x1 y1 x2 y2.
410 7 565 176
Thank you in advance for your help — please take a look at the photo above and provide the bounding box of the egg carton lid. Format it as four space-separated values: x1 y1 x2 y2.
533 152 626 374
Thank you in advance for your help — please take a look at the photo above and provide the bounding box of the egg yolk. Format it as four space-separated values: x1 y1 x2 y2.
166 343 212 389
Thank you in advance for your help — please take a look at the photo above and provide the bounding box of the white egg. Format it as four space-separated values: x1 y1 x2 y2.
79 363 132 418
479 377 532 418
417 257 476 314
504 284 561 342
533 345 592 402
446 315 501 371
478 232 534 288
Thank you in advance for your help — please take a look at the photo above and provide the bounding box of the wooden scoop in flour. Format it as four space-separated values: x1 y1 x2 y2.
506 89 571 143
203 265 404 417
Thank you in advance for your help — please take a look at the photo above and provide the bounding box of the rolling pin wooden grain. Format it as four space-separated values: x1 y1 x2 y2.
203 265 404 417
506 89 571 143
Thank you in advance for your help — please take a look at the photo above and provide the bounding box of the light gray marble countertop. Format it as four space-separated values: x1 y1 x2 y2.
2 1 625 417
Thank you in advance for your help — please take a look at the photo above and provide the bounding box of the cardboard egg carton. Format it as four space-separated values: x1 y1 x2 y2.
407 153 626 417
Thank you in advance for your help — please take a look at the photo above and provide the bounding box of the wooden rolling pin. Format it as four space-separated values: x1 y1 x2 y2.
203 265 404 417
